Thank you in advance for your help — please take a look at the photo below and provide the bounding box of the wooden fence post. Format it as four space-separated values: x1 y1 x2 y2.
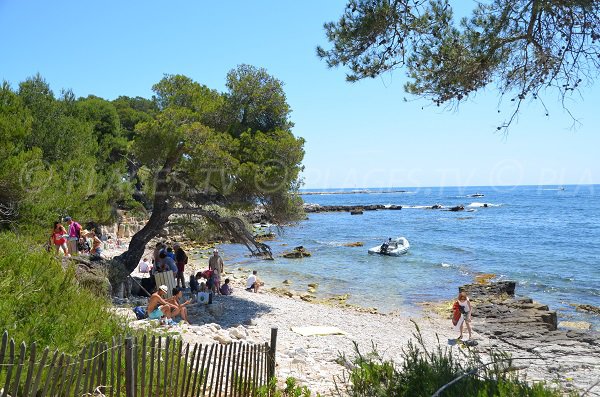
125 337 135 397
267 328 278 380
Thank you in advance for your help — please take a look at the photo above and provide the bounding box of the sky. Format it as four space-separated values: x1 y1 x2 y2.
1 0 599 188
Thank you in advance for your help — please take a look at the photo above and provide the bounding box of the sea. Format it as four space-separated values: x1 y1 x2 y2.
215 185 600 330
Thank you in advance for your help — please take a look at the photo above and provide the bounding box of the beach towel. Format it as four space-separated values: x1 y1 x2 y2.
452 301 461 326
291 326 346 336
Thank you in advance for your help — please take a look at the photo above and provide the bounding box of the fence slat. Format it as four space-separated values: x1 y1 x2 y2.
9 341 26 397
58 355 72 396
179 343 190 397
82 342 95 395
162 337 171 397
253 345 259 396
141 334 147 397
211 344 222 397
125 337 135 397
22 341 36 397
0 331 8 379
224 342 234 397
173 339 183 397
65 351 79 397
30 346 49 397
117 336 123 397
184 343 198 397
216 344 226 397
192 344 207 397
101 341 109 396
2 339 14 397
90 342 101 393
109 337 116 397
148 335 156 397
199 344 214 397
156 336 162 397
233 343 244 397
48 352 65 397
133 337 138 397
73 346 87 397
245 343 252 397
39 349 59 397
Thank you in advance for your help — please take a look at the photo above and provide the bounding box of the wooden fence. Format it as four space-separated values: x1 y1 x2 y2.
0 328 278 397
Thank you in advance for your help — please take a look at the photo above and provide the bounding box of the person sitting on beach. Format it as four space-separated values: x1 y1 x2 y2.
146 285 178 322
167 287 192 323
455 291 473 340
138 257 151 273
220 278 233 295
189 272 202 295
86 230 103 259
245 270 262 293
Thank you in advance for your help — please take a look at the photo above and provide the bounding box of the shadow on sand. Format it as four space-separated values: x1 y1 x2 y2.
187 292 273 328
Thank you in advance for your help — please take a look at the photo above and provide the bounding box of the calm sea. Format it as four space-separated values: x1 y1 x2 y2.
216 185 600 329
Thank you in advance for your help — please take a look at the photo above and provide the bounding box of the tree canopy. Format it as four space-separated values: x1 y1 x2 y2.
0 66 305 277
317 0 600 130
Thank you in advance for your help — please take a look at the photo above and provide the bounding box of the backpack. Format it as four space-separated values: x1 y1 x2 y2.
133 306 147 320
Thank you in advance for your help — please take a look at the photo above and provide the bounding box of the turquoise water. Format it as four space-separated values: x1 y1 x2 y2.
214 185 600 329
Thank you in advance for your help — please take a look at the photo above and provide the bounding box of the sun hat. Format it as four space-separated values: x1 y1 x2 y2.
158 285 168 293
213 248 219 253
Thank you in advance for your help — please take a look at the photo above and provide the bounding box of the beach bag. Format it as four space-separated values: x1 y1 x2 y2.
197 292 210 305
452 301 461 326
133 306 147 320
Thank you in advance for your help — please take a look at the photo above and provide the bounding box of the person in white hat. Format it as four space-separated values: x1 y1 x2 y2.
146 285 177 322
208 248 224 294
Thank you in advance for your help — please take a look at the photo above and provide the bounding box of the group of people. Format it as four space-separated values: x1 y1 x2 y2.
146 285 193 324
50 216 102 258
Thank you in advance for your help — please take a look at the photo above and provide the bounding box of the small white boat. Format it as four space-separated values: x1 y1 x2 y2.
368 237 410 256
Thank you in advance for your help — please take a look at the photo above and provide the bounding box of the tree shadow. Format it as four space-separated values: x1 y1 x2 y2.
186 292 273 328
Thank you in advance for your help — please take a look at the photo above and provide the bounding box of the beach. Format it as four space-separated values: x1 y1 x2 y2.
121 244 600 396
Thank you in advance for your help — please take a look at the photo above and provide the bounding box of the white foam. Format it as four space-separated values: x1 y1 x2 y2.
467 202 500 208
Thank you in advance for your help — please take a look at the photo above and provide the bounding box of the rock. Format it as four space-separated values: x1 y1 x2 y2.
282 246 311 259
282 279 292 285
460 281 516 298
350 210 363 215
304 204 402 213
576 304 600 315
214 334 233 344
342 242 364 247
307 283 319 288
559 321 592 330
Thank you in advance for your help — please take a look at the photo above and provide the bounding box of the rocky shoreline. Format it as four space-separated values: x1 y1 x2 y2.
454 281 600 393
303 203 402 213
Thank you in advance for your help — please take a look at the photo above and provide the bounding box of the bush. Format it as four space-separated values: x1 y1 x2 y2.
257 377 320 397
334 323 576 397
0 232 125 353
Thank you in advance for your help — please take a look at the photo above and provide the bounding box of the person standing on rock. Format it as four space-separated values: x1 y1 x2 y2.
65 216 81 255
174 243 188 289
455 291 473 340
208 249 224 294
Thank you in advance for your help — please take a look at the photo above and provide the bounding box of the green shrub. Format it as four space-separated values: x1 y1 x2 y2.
335 323 576 397
0 232 125 353
257 377 320 397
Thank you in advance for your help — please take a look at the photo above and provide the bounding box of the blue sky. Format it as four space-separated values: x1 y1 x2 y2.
1 0 598 188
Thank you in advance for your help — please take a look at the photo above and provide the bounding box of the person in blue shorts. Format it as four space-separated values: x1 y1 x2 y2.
146 285 177 322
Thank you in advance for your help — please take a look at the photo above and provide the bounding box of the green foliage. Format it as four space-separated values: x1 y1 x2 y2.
318 0 600 130
257 377 320 397
335 325 575 397
224 64 293 136
0 232 125 353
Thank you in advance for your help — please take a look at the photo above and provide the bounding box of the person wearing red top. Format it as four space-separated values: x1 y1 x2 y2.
51 221 69 256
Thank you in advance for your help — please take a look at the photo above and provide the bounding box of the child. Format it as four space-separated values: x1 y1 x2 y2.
453 291 472 340
220 278 233 295
189 272 202 295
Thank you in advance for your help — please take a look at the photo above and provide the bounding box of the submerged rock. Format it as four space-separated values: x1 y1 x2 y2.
342 242 364 247
282 246 311 258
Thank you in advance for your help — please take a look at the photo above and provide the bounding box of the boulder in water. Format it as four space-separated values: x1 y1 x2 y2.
282 246 311 259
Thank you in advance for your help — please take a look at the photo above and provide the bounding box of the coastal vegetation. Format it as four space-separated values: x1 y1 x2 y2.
334 327 575 397
0 65 305 349
318 0 600 131
0 65 305 271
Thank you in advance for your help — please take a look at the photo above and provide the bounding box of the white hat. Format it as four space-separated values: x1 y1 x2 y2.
158 285 168 293
213 248 219 253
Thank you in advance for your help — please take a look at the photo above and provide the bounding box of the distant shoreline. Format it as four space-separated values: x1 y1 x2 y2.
299 189 408 195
